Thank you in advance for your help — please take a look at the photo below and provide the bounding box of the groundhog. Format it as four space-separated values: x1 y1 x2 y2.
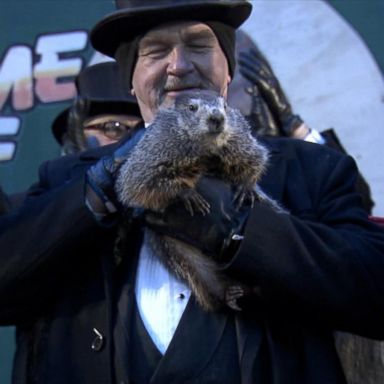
115 91 280 311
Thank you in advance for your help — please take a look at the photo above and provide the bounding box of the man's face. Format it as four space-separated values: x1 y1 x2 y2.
131 21 231 123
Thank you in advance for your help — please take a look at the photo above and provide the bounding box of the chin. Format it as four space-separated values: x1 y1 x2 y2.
166 88 201 98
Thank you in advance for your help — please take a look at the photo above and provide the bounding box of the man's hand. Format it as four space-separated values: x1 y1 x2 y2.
85 127 145 222
144 177 251 261
244 84 280 137
238 48 303 137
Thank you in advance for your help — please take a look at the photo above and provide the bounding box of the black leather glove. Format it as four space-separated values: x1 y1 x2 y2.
238 48 303 137
144 177 251 261
85 127 145 222
244 84 280 137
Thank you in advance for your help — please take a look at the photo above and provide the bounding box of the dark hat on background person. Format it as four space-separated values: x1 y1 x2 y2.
51 108 70 145
51 61 141 145
90 0 252 81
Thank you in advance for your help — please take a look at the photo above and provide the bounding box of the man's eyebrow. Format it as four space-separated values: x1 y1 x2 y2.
182 29 217 42
139 28 216 48
139 35 169 47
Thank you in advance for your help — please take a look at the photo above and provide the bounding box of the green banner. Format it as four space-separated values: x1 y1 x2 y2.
0 0 114 193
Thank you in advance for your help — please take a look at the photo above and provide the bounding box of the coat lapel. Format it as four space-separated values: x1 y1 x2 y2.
150 298 228 384
235 311 267 384
115 226 144 381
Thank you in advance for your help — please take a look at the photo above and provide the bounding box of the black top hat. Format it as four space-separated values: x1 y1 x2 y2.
91 0 252 58
51 108 70 145
52 61 141 144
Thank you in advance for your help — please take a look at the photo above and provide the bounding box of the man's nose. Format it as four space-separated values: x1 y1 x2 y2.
167 46 194 76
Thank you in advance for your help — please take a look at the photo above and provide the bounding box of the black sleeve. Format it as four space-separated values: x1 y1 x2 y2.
227 148 384 339
321 128 374 213
0 160 113 325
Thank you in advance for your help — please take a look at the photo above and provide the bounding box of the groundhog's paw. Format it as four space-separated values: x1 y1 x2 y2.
225 285 245 311
233 185 257 209
179 189 211 216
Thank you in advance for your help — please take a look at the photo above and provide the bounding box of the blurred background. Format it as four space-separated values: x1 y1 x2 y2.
1 1 383 382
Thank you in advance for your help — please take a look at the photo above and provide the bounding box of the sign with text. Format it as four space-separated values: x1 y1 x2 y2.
0 1 114 193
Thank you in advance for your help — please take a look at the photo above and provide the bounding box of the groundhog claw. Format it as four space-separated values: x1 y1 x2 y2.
226 285 245 311
233 186 256 209
179 189 211 216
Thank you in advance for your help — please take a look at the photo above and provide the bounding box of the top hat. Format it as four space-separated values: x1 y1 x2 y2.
52 61 141 144
91 0 252 58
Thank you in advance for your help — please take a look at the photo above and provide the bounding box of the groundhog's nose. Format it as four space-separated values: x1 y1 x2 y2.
207 110 224 133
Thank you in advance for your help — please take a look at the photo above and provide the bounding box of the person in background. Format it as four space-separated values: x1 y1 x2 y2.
52 61 142 154
0 62 143 213
1 1 384 383
228 29 374 213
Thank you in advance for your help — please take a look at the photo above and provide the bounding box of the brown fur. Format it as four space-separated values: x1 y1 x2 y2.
115 92 277 311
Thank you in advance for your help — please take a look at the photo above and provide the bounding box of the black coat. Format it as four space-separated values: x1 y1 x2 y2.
0 186 11 214
1 137 384 384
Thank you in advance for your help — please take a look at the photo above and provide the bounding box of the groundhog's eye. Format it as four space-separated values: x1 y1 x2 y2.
188 104 198 112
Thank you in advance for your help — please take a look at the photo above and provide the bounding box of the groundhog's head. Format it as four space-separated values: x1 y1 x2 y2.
154 90 254 152
174 91 226 131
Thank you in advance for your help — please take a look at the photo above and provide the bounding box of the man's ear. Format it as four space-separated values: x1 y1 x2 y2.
131 88 135 96
227 74 232 85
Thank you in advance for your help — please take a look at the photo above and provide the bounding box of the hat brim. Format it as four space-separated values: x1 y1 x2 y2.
91 1 252 57
88 100 141 118
52 108 69 145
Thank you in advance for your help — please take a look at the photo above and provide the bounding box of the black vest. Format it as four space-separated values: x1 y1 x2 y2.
114 274 242 384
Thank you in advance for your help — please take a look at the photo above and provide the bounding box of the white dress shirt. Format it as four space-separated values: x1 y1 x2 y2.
135 235 191 354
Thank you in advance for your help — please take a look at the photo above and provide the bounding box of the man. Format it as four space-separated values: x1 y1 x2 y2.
1 1 384 383
52 61 142 154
